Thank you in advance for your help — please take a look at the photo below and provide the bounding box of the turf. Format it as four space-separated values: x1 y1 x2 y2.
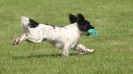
0 0 133 74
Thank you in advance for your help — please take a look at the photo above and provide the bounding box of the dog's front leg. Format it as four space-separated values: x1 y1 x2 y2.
13 33 28 45
76 44 94 54
62 44 70 57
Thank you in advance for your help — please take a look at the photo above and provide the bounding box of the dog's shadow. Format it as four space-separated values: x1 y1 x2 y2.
12 53 83 59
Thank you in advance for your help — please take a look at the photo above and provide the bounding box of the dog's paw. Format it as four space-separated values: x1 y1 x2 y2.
12 36 21 45
78 49 95 55
87 49 95 53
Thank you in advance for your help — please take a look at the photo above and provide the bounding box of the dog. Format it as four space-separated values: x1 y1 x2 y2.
13 13 95 57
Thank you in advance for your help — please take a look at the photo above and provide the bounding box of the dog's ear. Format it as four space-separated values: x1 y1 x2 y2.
76 13 86 31
28 18 39 28
77 13 85 22
69 14 77 23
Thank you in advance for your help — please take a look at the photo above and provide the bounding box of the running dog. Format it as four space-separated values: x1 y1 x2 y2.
13 13 95 57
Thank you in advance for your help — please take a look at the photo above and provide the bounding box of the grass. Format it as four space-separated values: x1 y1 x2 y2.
0 0 133 74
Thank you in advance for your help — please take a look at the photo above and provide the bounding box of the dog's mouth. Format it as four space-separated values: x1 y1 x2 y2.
87 29 96 36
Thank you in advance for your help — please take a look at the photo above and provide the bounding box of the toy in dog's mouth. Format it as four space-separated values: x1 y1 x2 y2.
87 29 96 36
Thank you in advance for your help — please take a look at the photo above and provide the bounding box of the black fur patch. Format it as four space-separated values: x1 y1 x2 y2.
60 26 64 27
77 14 94 32
69 14 77 23
51 25 55 29
77 20 94 31
28 19 39 28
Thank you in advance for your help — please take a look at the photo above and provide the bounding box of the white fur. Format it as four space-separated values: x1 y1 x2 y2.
13 16 94 57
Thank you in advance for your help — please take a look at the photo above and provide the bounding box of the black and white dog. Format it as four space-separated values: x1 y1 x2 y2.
13 13 95 57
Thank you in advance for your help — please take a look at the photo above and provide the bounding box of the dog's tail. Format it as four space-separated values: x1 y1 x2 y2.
21 16 39 28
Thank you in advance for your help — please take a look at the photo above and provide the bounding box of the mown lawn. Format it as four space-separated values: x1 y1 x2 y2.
0 0 133 74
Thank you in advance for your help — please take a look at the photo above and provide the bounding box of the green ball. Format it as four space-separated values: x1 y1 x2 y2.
88 29 96 36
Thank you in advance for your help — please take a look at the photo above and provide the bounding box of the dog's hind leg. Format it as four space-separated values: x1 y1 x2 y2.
12 33 28 45
75 44 94 54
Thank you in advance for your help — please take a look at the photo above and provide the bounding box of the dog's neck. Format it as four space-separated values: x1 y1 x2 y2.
65 23 81 34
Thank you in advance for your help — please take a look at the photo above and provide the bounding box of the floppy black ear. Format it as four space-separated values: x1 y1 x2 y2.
77 13 85 21
69 14 77 23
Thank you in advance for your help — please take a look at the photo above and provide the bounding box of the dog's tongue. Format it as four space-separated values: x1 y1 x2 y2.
88 29 96 36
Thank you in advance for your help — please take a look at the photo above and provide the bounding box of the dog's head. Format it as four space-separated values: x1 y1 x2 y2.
69 13 96 36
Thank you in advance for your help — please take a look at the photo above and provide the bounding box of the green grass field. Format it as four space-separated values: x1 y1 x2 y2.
0 0 133 74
